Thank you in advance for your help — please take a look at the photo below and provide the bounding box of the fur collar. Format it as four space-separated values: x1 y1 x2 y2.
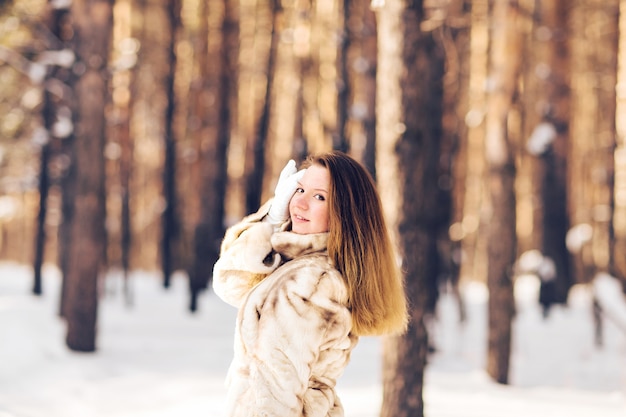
270 230 328 261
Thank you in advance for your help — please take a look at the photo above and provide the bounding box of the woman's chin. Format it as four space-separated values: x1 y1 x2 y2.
291 225 306 234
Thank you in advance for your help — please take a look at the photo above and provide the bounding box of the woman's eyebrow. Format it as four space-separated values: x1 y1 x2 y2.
297 182 328 193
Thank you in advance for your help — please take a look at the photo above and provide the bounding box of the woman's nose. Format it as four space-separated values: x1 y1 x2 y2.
292 193 307 209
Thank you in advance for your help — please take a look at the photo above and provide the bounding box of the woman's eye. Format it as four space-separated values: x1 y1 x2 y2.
314 194 325 201
295 187 304 193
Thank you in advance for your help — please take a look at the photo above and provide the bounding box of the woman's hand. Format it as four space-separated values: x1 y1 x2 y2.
267 160 305 228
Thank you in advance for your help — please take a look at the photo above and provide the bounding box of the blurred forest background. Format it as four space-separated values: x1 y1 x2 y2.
1 0 625 415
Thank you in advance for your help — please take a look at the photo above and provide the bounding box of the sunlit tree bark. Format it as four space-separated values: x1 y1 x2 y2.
614 0 626 292
298 0 338 153
244 0 279 214
568 0 619 287
459 0 489 286
568 0 620 347
344 0 377 175
262 0 302 199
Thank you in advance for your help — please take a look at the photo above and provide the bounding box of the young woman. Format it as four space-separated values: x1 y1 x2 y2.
212 151 407 417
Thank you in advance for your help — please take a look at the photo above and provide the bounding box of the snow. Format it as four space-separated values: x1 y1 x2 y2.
516 250 556 281
594 272 626 329
0 197 19 221
37 50 76 69
526 122 557 156
566 223 594 253
50 0 72 10
1 261 625 417
51 107 74 139
26 63 46 85
370 0 386 10
30 127 50 147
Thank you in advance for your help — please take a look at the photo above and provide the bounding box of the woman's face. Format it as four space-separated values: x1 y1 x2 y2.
289 164 330 234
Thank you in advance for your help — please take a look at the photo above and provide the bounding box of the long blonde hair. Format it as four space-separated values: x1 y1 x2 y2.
305 151 408 336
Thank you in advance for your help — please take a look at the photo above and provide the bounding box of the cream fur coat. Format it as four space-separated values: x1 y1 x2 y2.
213 203 358 417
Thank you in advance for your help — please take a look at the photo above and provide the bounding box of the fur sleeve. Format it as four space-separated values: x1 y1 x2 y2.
212 201 281 307
246 266 352 415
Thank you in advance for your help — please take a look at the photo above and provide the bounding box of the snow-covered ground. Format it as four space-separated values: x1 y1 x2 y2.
1 261 625 417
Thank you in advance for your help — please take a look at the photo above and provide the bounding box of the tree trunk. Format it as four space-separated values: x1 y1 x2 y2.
186 0 210 310
109 0 138 303
190 0 237 309
614 0 626 292
568 0 619 287
161 0 181 289
377 0 445 415
459 0 489 286
334 0 350 153
58 139 76 318
300 0 333 153
41 1 76 318
521 0 572 314
484 0 521 384
442 0 472 321
64 0 112 352
33 139 49 296
34 0 67 294
344 0 377 176
244 0 279 215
